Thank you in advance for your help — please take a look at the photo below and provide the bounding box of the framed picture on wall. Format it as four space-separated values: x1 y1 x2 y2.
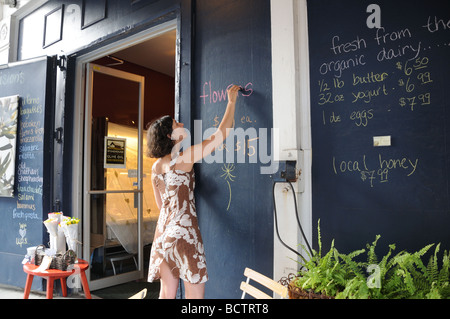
0 95 19 197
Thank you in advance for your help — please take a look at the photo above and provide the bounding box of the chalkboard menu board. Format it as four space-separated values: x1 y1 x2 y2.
193 0 274 298
308 0 450 253
0 57 54 287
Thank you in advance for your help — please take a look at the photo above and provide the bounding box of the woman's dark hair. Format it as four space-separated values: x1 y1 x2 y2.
146 115 174 158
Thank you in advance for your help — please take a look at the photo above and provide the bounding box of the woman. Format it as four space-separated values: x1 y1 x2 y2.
146 84 240 299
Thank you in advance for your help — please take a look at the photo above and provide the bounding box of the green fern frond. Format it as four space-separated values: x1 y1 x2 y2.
426 243 440 284
378 243 396 279
339 250 366 279
366 235 381 265
438 250 449 287
347 247 366 260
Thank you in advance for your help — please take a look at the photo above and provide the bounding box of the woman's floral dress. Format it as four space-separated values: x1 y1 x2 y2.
147 157 208 284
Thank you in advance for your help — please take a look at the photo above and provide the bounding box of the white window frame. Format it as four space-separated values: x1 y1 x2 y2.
8 0 49 62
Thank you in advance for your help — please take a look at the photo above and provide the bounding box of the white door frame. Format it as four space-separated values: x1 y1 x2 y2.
71 19 177 290
83 63 145 290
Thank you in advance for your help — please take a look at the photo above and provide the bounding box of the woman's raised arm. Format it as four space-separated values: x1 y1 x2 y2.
177 84 240 170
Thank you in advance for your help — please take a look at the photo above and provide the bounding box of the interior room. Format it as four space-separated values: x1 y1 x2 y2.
87 29 176 284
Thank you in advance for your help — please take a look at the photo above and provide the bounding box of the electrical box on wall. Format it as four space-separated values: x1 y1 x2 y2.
271 150 305 193
272 160 297 182
272 161 299 183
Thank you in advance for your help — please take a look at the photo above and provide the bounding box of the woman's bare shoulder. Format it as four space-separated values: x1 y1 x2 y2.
152 158 163 175
152 156 173 176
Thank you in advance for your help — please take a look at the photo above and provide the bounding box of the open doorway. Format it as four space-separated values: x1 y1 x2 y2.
76 22 177 291
93 29 176 125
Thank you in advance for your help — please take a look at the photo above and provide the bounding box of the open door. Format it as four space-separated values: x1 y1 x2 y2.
83 63 147 290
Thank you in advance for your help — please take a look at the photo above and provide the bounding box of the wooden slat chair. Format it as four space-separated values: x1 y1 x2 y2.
240 267 288 299
128 288 147 299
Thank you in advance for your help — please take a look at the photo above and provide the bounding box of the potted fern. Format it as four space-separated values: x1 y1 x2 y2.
286 221 450 299
288 221 362 299
288 239 342 299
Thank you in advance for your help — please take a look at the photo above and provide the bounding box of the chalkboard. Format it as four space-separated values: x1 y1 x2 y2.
193 0 274 299
308 0 450 254
0 57 55 287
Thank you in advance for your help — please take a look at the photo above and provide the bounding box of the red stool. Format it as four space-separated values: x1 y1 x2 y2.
23 259 91 299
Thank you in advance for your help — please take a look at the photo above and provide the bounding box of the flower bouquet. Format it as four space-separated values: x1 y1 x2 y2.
60 217 81 252
48 212 66 254
34 214 81 270
43 216 59 253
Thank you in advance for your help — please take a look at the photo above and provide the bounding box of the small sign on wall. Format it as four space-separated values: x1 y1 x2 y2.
104 137 126 168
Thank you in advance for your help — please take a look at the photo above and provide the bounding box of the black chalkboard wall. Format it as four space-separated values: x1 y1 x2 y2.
193 0 273 298
308 0 450 254
0 57 54 288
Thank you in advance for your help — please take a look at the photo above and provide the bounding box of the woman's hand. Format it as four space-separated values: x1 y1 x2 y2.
227 85 240 104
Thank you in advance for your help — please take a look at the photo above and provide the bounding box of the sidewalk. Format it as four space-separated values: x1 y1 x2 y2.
0 284 100 299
